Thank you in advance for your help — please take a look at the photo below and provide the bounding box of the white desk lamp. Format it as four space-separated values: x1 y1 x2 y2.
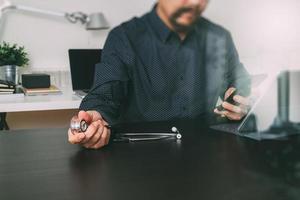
0 0 109 30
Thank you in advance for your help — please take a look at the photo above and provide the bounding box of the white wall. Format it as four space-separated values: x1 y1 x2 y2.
204 0 300 75
1 0 300 75
0 0 156 71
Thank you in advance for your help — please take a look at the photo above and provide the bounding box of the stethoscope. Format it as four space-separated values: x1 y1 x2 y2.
112 127 182 142
70 120 182 142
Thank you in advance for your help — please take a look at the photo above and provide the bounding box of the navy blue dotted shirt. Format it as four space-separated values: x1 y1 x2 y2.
80 7 251 125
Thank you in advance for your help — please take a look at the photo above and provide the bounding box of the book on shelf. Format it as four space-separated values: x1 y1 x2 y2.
0 91 14 97
0 80 16 88
0 88 15 92
0 87 24 98
22 85 62 96
0 80 16 95
0 85 14 89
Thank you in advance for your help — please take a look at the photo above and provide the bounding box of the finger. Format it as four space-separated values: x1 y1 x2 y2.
83 132 102 149
214 108 226 115
68 129 86 144
233 95 250 106
101 120 111 145
92 126 109 149
83 125 104 148
80 121 100 144
214 108 227 118
105 130 111 145
102 126 109 145
224 111 245 121
87 111 103 122
222 102 244 113
239 104 250 114
78 110 93 124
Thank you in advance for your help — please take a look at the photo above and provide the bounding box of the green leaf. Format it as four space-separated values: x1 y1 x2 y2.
0 41 29 67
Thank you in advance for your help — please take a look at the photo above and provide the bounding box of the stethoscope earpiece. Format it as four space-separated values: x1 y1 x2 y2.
171 126 182 140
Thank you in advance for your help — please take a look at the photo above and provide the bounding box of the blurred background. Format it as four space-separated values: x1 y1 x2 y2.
1 0 300 129
1 0 300 75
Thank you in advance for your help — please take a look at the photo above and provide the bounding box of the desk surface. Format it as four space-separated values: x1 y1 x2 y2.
1 121 300 200
0 88 81 112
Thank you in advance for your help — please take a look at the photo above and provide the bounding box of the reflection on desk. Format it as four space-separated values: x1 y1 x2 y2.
0 119 300 200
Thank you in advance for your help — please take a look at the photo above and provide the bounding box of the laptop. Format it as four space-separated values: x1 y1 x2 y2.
68 49 102 98
211 71 300 140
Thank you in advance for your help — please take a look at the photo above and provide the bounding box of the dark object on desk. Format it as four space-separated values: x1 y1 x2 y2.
21 73 50 89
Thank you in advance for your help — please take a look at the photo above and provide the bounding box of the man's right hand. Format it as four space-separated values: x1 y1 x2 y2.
68 110 111 149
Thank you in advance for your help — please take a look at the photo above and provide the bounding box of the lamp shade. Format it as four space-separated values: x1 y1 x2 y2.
86 12 109 30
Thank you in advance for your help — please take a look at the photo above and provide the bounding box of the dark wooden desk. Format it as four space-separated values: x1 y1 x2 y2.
1 120 300 200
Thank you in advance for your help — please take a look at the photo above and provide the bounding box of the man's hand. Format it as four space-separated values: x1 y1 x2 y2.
68 110 111 149
214 87 250 121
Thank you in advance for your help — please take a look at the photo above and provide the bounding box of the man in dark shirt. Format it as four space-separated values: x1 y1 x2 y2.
68 0 251 149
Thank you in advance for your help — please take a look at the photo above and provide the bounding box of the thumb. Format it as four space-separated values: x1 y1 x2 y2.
78 110 93 124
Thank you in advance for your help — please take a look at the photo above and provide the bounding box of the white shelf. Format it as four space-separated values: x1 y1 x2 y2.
0 89 82 113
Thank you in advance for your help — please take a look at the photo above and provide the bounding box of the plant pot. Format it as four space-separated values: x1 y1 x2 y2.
0 65 20 85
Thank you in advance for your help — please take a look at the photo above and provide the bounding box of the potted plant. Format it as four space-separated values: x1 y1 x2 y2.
0 41 29 84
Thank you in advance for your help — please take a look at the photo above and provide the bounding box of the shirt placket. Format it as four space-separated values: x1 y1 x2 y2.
175 42 190 117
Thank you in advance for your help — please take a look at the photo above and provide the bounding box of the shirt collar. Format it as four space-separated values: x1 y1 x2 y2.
148 5 172 43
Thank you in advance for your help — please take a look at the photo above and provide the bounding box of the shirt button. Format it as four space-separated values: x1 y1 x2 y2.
182 106 187 111
180 76 184 81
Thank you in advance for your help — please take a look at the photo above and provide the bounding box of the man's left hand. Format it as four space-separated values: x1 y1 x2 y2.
214 87 250 121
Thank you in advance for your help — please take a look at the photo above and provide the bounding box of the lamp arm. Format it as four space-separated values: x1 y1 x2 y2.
14 4 66 18
0 0 109 30
0 1 87 24
0 0 13 16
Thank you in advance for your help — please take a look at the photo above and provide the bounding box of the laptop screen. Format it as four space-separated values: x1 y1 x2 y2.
68 49 102 91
